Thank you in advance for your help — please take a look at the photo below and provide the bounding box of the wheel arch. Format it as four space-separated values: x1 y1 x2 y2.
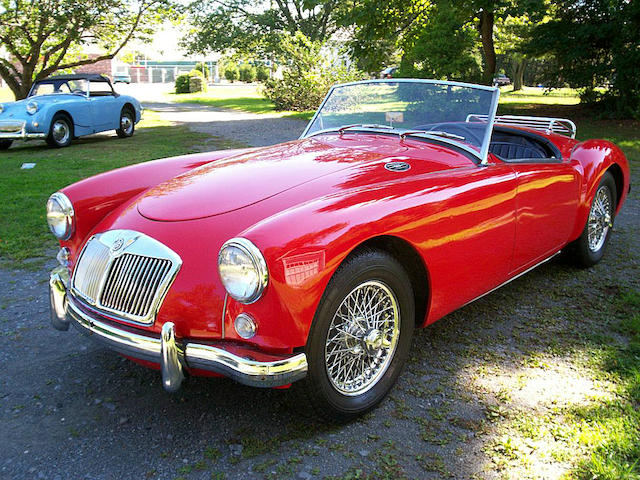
51 109 74 128
343 235 431 328
606 162 624 211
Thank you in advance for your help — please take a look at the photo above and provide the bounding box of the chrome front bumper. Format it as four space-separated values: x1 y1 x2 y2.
49 266 308 391
0 120 46 140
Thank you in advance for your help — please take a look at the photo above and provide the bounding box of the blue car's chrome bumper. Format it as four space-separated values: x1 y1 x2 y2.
0 120 45 140
49 266 308 392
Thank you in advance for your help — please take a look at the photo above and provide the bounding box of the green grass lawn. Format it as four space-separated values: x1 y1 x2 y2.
169 83 313 120
0 111 219 265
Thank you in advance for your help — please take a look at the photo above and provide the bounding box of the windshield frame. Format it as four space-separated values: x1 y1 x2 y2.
300 78 501 165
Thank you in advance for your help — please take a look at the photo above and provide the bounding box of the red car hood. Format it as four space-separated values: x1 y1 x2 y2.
136 135 464 221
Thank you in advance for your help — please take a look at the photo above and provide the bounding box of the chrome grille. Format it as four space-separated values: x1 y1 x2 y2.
71 230 182 325
72 240 111 303
101 254 172 318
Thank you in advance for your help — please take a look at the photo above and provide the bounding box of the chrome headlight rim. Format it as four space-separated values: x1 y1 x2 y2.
46 192 75 240
26 101 38 115
0 103 4 114
218 237 268 304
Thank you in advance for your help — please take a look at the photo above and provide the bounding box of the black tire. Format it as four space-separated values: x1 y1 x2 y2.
0 140 12 150
564 171 617 267
46 113 73 148
116 107 135 138
292 249 415 422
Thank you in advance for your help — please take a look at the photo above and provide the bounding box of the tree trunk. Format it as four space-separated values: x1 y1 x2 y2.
513 58 526 91
479 9 496 85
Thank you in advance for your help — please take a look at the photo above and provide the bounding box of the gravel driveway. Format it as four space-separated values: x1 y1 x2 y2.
144 101 308 148
1 105 638 479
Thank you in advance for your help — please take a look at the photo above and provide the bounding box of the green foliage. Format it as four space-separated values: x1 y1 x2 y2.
194 62 210 79
224 66 238 83
262 33 365 111
256 65 270 82
189 75 206 93
174 74 190 94
396 1 482 82
175 70 208 94
527 0 640 118
342 0 546 84
238 64 256 83
182 0 348 59
0 0 173 99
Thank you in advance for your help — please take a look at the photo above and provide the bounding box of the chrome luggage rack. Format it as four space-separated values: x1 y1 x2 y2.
467 114 576 138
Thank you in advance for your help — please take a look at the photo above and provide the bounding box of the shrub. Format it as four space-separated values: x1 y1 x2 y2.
262 32 366 111
239 64 256 83
174 74 190 94
224 66 238 83
256 65 269 82
194 62 209 79
189 75 206 93
263 66 365 111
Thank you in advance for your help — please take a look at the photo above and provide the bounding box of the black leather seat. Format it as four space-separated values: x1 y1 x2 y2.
489 141 546 160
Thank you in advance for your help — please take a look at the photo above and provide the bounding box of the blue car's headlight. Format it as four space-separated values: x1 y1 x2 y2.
26 101 38 115
0 104 4 114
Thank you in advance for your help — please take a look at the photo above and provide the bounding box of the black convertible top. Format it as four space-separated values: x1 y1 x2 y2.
39 74 111 82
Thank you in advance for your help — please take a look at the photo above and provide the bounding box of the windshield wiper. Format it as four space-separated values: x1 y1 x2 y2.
338 124 395 134
401 130 466 141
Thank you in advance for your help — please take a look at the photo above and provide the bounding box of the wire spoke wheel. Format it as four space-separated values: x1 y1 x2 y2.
324 280 400 396
587 185 612 252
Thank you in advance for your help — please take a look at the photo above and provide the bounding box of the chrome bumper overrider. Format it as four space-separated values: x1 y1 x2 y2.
49 266 308 391
0 120 46 140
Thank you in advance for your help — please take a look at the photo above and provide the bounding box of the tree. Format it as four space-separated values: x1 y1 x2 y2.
343 0 545 84
182 0 347 58
0 0 173 99
494 13 542 91
527 0 640 117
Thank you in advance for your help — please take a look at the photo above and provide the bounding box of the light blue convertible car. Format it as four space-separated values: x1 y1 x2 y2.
0 74 142 150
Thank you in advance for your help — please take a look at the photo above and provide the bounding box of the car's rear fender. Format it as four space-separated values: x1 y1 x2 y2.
568 139 630 242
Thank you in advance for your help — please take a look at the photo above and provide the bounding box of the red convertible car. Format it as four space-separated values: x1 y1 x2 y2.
48 80 630 420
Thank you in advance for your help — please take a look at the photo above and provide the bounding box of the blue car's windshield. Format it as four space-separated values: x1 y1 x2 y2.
302 79 500 162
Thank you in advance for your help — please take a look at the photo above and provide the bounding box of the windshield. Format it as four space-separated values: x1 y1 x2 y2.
30 79 88 97
302 80 499 162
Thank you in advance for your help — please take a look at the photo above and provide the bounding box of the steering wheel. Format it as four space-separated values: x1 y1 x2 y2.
412 122 484 146
72 89 85 95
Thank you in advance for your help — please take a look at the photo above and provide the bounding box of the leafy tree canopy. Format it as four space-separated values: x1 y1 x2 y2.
343 0 546 83
0 0 174 99
527 0 640 117
182 0 347 58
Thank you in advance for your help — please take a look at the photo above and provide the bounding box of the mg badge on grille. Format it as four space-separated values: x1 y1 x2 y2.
111 237 125 252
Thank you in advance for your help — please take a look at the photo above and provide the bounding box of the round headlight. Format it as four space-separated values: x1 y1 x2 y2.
26 101 38 115
0 104 4 114
46 192 75 240
218 238 268 304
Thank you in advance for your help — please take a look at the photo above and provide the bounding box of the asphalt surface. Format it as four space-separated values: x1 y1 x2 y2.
1 103 638 480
